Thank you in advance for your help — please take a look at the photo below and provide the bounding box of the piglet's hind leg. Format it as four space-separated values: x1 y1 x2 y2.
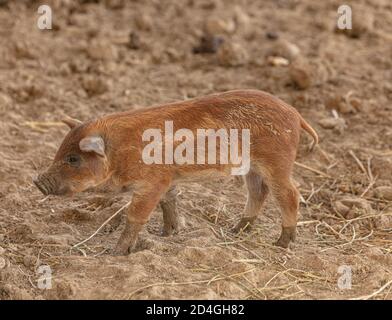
160 186 179 236
272 179 299 248
233 170 269 233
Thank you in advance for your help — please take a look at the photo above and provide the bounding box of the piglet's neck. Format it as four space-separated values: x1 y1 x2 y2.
92 118 137 158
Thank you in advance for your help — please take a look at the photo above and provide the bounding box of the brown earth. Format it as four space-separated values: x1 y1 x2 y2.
0 0 391 300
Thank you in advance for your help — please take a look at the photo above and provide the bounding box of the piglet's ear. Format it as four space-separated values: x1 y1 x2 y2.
62 117 82 129
79 136 105 157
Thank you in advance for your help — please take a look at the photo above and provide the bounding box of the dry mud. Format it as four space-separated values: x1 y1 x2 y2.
0 0 391 299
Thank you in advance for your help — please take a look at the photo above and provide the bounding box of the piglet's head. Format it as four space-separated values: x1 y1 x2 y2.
33 117 110 196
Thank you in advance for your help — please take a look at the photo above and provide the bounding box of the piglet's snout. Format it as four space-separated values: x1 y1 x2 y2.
33 173 59 195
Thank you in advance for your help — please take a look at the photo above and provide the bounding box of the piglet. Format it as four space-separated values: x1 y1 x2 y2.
34 90 318 255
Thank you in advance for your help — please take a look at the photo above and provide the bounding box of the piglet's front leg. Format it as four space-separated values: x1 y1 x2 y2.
113 181 170 255
113 222 143 255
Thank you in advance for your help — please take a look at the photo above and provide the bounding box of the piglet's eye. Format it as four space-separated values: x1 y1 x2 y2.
65 154 81 167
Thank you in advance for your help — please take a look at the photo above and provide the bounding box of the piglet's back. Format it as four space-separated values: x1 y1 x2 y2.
97 89 300 133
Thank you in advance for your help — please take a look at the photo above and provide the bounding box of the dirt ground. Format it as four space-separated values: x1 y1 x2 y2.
0 0 391 300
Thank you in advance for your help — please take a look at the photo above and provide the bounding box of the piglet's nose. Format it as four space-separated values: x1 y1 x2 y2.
33 175 49 195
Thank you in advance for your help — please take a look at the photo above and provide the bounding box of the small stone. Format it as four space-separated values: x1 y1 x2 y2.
318 118 346 133
338 102 355 114
266 31 279 40
339 197 373 218
325 95 342 111
128 31 141 50
193 35 224 54
374 186 392 201
0 246 5 255
81 76 109 96
268 39 300 62
135 13 153 31
266 56 289 66
23 255 36 268
86 41 118 60
205 16 235 35
217 42 248 67
290 64 312 89
334 201 350 217
325 95 349 114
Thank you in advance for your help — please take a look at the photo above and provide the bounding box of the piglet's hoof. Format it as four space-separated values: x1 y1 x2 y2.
112 240 138 255
112 246 130 256
161 224 178 237
274 227 296 249
232 217 255 234
274 237 289 249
